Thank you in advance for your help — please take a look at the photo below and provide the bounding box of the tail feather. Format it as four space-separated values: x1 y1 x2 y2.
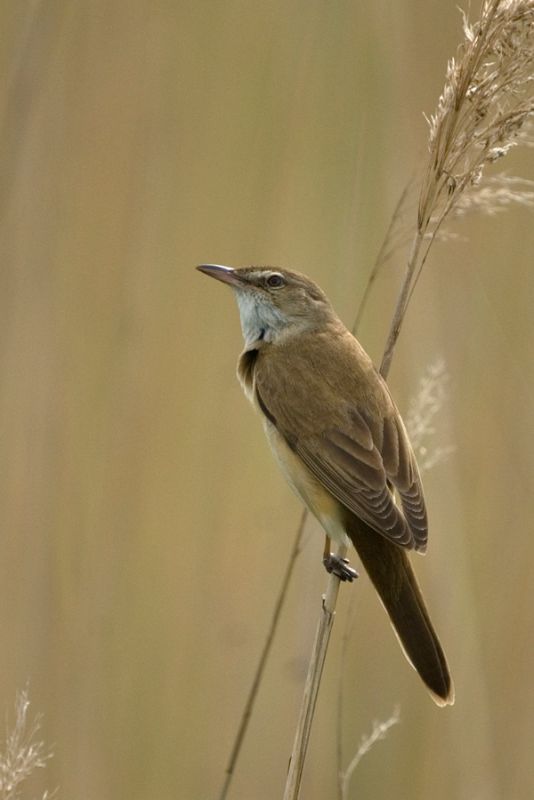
347 516 454 706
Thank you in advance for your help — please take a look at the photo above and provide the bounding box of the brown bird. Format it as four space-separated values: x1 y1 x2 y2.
197 264 454 706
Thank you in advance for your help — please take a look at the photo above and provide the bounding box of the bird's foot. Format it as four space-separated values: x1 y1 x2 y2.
322 554 358 582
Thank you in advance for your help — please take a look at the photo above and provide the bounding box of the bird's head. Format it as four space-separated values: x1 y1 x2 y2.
197 264 335 346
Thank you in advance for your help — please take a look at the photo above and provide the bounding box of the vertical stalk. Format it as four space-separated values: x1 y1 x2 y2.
283 545 347 800
379 228 424 379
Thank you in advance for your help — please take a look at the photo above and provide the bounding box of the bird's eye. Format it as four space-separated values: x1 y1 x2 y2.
266 273 285 288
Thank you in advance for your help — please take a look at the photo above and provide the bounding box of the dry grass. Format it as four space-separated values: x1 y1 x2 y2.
421 0 534 231
406 359 456 473
0 691 53 800
381 0 534 377
338 708 401 800
451 173 534 217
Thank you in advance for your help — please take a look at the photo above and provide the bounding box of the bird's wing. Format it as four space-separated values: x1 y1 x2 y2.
255 381 427 552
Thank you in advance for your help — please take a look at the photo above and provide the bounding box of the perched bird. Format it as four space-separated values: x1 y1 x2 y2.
197 264 454 706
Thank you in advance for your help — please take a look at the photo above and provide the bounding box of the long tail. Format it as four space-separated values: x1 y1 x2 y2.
347 517 454 706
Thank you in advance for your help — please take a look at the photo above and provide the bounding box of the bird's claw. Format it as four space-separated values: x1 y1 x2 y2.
323 554 358 582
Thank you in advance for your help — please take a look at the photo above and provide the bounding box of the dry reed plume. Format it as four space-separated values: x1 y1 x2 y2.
338 708 400 800
0 691 53 800
406 359 455 473
422 0 534 228
381 0 534 376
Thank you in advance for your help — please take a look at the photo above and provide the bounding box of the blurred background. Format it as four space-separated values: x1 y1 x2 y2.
1 1 533 798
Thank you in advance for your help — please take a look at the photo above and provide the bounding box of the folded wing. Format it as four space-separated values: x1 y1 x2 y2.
257 386 427 552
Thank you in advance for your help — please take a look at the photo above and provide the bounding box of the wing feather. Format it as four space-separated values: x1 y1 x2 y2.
255 375 427 552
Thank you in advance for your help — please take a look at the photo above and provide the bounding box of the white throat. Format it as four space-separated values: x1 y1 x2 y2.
235 290 288 346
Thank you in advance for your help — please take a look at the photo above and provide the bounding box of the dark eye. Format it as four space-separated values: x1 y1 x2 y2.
266 273 285 288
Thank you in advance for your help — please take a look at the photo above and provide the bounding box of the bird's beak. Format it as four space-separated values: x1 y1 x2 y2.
196 264 242 288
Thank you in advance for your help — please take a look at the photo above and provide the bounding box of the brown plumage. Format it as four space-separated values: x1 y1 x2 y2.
197 264 454 705
253 326 428 552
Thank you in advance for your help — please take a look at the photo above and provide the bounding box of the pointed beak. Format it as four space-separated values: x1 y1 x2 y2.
196 264 242 288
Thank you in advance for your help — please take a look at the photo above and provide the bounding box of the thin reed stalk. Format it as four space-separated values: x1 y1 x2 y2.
217 512 308 800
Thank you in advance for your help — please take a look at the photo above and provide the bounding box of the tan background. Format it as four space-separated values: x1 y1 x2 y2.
1 1 533 798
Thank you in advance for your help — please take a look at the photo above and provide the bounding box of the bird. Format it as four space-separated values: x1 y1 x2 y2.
197 263 454 706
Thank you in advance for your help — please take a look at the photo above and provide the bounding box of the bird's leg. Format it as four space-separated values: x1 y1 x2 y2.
322 536 358 582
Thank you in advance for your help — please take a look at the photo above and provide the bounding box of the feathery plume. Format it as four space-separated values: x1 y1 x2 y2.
381 0 534 377
339 708 401 800
406 359 456 473
420 0 534 232
0 690 53 800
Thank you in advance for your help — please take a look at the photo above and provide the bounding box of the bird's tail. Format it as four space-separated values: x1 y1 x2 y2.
347 517 454 706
